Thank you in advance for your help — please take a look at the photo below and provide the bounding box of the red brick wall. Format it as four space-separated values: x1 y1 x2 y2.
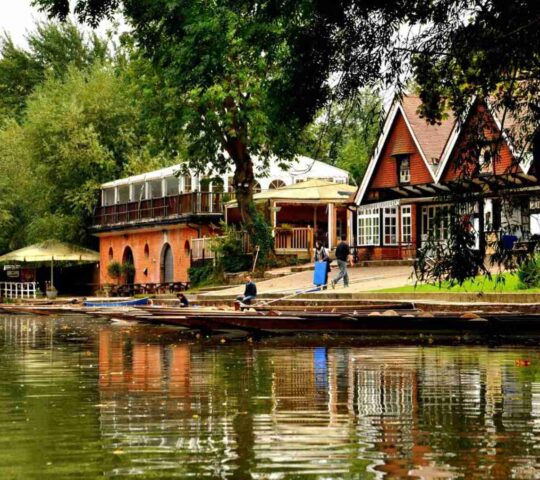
442 102 516 181
369 112 434 190
98 224 215 285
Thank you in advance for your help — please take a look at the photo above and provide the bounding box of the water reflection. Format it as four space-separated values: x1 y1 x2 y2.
2 315 540 478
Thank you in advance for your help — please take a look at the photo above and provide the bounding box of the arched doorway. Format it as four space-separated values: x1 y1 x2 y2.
160 243 174 283
122 246 135 285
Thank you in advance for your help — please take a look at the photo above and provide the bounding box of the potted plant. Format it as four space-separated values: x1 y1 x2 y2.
45 281 58 299
121 262 135 284
107 261 122 285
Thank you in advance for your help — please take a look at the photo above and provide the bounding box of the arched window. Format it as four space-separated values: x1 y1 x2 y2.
184 240 191 255
144 244 150 259
269 179 286 190
160 243 174 283
108 247 113 261
253 181 262 193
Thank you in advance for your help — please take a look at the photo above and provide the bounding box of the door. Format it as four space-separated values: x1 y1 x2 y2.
161 244 174 283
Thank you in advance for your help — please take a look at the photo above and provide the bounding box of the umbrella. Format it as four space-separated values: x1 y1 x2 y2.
0 240 100 288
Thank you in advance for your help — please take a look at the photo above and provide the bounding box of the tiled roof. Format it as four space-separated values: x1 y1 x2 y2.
400 95 456 173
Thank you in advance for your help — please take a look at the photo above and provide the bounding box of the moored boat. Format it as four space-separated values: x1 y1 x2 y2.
83 297 150 307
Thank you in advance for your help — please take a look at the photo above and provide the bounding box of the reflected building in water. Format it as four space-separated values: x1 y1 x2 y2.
91 326 540 479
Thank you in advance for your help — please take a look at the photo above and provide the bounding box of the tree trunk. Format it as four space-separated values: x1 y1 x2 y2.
225 138 255 227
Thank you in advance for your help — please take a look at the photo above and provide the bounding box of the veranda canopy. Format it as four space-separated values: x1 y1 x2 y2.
0 240 100 288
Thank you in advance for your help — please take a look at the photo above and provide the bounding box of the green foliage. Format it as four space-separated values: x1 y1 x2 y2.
211 224 251 273
0 21 108 121
517 257 540 290
248 204 274 270
107 261 122 279
302 91 382 184
188 262 215 287
121 261 135 279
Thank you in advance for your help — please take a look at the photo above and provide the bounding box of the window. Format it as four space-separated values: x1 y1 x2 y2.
422 205 451 241
383 207 398 245
132 182 145 201
108 247 113 261
401 206 412 244
269 179 286 189
253 181 262 193
103 188 115 206
212 178 224 193
165 176 179 196
183 174 192 193
357 208 380 246
479 147 494 175
399 156 410 184
144 244 150 259
147 179 163 199
117 185 129 203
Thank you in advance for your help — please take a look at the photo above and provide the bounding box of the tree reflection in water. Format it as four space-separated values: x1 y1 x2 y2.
1 315 540 479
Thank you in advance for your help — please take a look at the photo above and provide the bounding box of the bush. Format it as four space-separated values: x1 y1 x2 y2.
188 262 216 287
107 261 122 280
249 204 274 269
121 261 135 279
517 256 540 289
211 223 251 273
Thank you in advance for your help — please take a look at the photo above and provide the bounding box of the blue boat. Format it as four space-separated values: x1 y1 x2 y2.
83 297 150 307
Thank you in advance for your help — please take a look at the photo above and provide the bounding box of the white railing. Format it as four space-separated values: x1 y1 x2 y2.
191 237 222 260
0 282 38 299
274 227 313 251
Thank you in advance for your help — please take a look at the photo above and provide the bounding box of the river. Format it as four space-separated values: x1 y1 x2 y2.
1 314 540 479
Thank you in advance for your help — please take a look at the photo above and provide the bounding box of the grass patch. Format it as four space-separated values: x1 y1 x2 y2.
379 272 540 293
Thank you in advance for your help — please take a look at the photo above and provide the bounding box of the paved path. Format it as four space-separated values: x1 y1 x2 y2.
199 264 414 298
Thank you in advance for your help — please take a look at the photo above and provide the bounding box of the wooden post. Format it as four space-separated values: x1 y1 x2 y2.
328 203 335 249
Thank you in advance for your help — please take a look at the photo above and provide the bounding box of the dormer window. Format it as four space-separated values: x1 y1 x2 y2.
399 156 410 184
479 147 493 175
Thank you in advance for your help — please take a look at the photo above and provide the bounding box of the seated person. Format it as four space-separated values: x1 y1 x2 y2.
177 293 189 307
236 274 257 305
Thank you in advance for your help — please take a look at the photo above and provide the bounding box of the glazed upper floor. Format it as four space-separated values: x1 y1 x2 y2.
99 155 349 207
355 95 536 206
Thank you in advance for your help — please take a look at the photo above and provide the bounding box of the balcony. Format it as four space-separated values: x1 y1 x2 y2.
92 192 230 230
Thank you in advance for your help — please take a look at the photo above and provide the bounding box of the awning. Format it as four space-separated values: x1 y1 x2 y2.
0 240 100 263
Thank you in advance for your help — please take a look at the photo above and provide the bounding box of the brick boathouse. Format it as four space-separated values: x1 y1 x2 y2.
353 95 539 261
92 157 350 291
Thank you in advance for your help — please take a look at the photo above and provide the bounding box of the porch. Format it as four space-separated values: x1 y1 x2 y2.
225 179 357 257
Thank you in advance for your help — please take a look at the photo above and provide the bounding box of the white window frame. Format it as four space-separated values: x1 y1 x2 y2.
383 207 398 245
357 208 380 246
401 206 412 244
399 156 411 184
421 204 452 242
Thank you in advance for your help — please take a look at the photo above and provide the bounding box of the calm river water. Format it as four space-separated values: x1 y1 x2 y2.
2 315 540 479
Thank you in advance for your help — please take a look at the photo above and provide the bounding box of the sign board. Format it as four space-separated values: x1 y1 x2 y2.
6 270 20 278
3 265 21 271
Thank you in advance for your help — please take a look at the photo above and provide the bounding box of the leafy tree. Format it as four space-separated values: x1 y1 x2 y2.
0 62 144 249
33 0 330 226
302 90 382 184
0 21 108 121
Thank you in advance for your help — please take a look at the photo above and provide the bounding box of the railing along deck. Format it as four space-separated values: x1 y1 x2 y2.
274 227 313 252
93 192 232 227
1 282 37 299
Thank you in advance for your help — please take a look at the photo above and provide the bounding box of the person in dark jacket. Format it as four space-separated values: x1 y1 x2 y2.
314 240 331 288
177 293 189 307
236 274 257 305
331 236 353 288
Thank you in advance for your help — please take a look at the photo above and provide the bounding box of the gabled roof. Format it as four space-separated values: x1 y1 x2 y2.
434 99 530 182
401 96 456 173
354 95 456 205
